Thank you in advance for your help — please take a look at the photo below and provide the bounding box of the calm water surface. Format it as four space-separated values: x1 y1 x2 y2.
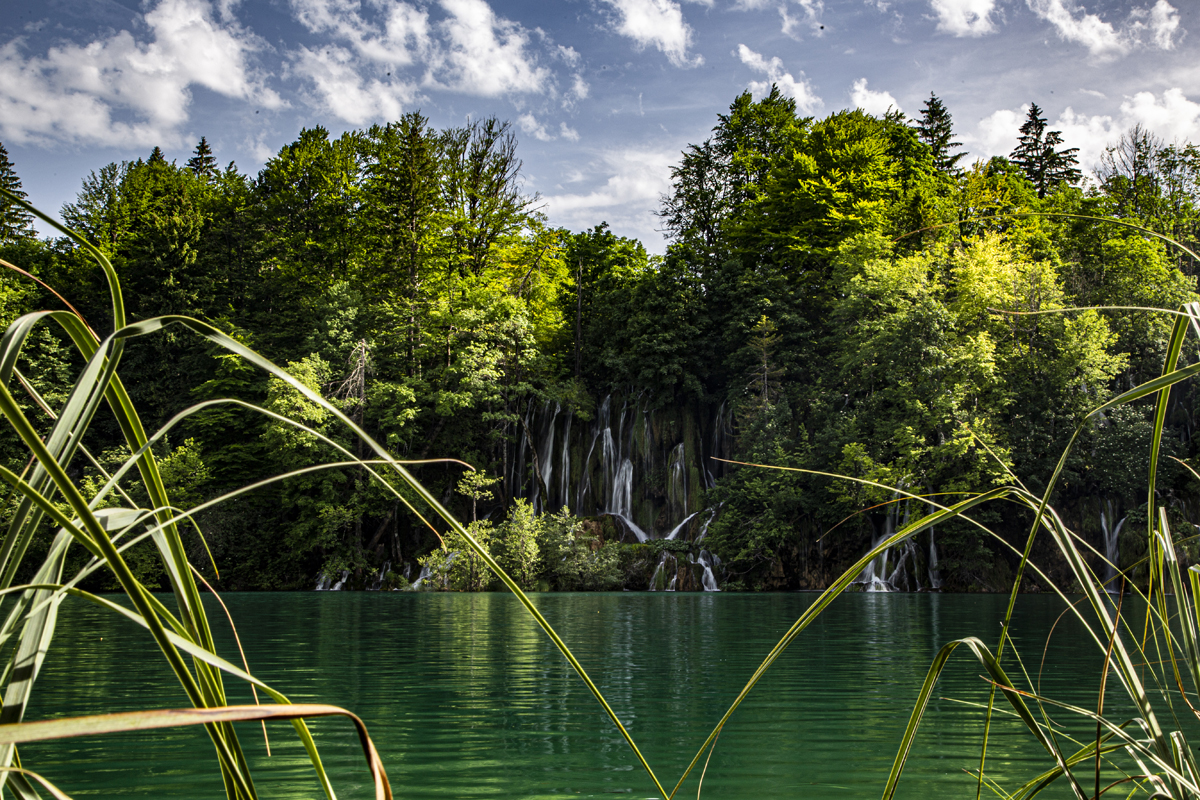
22 592 1133 799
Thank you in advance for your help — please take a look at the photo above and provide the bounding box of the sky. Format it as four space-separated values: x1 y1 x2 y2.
1 0 1198 252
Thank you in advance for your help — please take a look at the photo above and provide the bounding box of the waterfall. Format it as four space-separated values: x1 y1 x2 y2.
535 402 559 512
611 458 649 541
649 552 676 591
330 570 349 591
514 392 726 543
857 493 912 592
408 564 432 591
649 549 722 591
1100 501 1126 584
698 550 720 592
668 443 688 523
314 574 330 591
666 510 702 540
695 506 720 544
559 412 572 508
368 561 391 591
928 527 943 590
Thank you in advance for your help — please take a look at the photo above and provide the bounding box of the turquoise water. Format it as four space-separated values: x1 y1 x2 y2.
20 592 1134 798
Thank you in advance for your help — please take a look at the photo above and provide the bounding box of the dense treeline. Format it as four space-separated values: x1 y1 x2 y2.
0 90 1198 592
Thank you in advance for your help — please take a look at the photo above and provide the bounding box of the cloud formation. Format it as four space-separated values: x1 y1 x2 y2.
425 0 551 94
1026 0 1182 57
602 0 702 67
930 0 997 36
0 0 279 147
737 44 821 112
965 88 1200 172
291 0 430 65
544 146 678 242
291 0 550 108
850 78 899 115
289 45 413 125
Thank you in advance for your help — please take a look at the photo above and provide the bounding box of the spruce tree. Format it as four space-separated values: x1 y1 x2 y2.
187 136 217 178
148 146 166 164
0 142 34 243
1010 103 1081 198
914 93 965 173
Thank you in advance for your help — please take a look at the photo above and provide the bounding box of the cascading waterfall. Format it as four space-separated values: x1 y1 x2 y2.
514 392 726 545
666 510 702 540
668 443 688 523
367 561 391 591
1100 501 1126 584
857 491 922 592
698 551 721 592
928 527 943 590
408 565 432 591
648 548 723 592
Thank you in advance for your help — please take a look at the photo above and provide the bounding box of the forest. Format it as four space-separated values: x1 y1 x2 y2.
1 89 1198 594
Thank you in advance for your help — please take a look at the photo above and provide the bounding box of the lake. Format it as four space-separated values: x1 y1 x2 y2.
22 592 1132 799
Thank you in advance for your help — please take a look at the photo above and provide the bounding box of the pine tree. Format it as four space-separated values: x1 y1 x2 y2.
148 146 166 164
914 93 965 173
0 142 34 243
1010 103 1081 198
187 137 217 178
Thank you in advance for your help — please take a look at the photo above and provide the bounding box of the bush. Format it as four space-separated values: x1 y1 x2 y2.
538 509 621 590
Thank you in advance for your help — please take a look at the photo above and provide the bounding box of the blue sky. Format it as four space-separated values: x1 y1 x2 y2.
2 0 1198 251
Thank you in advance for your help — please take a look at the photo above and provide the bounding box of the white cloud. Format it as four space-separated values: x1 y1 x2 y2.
427 0 550 95
556 45 581 66
290 45 413 124
781 0 825 38
930 0 997 36
737 44 821 113
291 0 430 65
571 74 590 100
850 78 899 115
543 147 678 247
289 0 549 115
517 112 553 141
602 0 701 68
1118 87 1200 143
1027 0 1125 55
964 89 1200 172
1026 0 1182 57
560 123 580 141
0 0 278 147
1130 0 1181 50
964 107 1023 159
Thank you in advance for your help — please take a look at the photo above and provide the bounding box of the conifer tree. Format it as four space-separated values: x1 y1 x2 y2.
914 93 965 173
148 146 166 164
187 137 217 178
0 142 34 243
1010 103 1081 198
